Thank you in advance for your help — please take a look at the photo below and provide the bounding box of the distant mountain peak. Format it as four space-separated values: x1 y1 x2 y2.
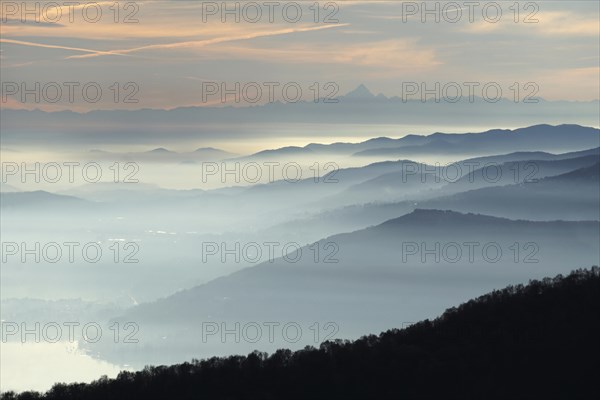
365 136 394 143
345 84 375 99
147 147 172 153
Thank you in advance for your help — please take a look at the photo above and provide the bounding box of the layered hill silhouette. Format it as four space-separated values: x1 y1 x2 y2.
458 146 599 165
352 124 600 157
325 154 599 205
2 128 599 392
86 209 600 366
215 147 600 212
442 153 599 193
263 159 600 244
232 124 599 161
424 162 600 221
5 268 598 399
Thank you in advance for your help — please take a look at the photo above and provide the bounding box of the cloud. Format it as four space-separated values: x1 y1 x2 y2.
463 11 599 37
65 24 350 59
1 19 64 27
535 11 599 36
535 67 600 101
196 38 440 71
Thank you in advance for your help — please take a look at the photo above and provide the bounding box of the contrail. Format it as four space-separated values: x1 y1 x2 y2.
1 23 349 60
0 38 130 57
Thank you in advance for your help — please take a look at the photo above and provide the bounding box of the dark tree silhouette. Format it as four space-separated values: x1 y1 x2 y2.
3 267 599 400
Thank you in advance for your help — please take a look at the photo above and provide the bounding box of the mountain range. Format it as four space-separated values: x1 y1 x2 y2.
2 90 598 148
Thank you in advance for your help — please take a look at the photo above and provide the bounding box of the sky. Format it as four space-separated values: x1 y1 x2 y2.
1 0 599 112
